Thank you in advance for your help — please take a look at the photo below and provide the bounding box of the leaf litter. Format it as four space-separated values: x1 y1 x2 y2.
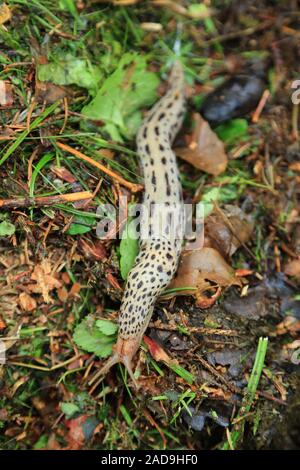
0 0 299 452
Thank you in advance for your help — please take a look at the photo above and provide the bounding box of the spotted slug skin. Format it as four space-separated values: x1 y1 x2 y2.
99 62 186 387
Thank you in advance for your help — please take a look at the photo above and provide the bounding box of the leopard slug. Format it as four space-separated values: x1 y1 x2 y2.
98 62 186 387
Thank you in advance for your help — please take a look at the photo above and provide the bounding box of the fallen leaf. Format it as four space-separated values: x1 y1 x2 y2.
64 415 86 450
106 272 122 290
235 268 253 277
175 113 227 176
57 286 68 302
169 247 242 297
28 259 62 303
69 282 81 297
51 166 76 183
0 80 13 106
284 259 300 279
275 316 300 335
196 286 222 308
1 322 22 352
205 205 254 258
35 79 69 103
143 335 171 363
18 292 37 312
78 238 107 261
289 162 300 172
0 3 11 25
10 375 29 398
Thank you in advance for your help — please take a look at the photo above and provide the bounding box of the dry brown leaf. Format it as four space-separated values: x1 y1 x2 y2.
175 113 227 176
51 166 76 183
0 80 13 106
35 79 69 103
143 335 172 363
0 3 11 25
205 205 254 258
69 282 81 297
284 259 300 279
289 162 300 172
169 247 242 296
28 259 61 303
57 286 68 302
64 415 88 450
18 292 37 312
275 316 300 335
78 238 107 261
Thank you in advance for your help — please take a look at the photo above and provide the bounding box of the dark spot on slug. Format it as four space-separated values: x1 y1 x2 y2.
165 172 171 196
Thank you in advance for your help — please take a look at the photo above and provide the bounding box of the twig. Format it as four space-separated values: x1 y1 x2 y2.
0 191 93 210
59 97 69 134
150 321 238 337
252 90 270 123
190 20 274 48
195 354 241 394
143 408 167 448
8 355 82 371
56 141 143 193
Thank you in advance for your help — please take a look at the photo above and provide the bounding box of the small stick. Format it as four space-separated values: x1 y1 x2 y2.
149 321 238 337
56 141 143 193
0 191 93 210
59 97 69 134
195 354 241 394
252 89 270 123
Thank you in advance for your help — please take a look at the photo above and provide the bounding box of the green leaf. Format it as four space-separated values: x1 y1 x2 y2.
96 319 118 336
169 364 195 385
119 216 139 280
81 53 159 141
66 215 93 235
215 119 248 145
29 153 53 198
0 220 15 236
59 0 78 18
188 3 209 18
201 187 220 217
67 223 91 235
37 54 102 96
60 402 80 418
33 434 48 450
73 315 117 358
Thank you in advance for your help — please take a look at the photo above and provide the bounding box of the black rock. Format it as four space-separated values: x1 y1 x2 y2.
201 74 265 127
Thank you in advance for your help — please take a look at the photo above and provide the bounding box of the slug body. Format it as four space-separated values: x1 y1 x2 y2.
99 62 186 387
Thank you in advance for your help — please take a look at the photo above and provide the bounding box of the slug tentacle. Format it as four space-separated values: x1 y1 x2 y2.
98 61 186 387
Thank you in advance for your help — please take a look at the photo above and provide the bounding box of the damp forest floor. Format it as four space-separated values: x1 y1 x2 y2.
0 0 300 451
